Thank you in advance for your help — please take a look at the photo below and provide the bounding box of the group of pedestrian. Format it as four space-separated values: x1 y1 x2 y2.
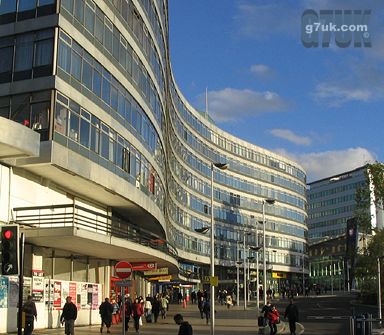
260 298 299 335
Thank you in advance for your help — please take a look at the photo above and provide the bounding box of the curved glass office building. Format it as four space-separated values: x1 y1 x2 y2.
0 0 307 331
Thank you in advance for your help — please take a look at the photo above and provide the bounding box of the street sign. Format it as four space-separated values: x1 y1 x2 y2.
115 280 132 287
203 276 218 286
115 261 132 279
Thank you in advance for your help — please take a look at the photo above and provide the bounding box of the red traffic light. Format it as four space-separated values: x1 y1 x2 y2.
3 230 13 240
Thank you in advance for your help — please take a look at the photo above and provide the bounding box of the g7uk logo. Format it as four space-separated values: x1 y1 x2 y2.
301 9 372 48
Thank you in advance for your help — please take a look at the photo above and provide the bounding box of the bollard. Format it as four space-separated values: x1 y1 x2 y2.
350 316 355 335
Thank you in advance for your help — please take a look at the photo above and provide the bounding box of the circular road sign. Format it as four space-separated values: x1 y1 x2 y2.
115 261 132 279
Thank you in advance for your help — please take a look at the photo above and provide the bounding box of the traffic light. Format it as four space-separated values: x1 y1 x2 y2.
1 225 19 275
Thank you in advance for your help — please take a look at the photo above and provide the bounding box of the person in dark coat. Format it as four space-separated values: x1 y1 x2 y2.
284 298 299 335
22 295 37 335
60 296 77 335
174 313 193 335
202 299 210 325
152 295 161 323
124 295 133 332
99 298 114 333
132 297 144 333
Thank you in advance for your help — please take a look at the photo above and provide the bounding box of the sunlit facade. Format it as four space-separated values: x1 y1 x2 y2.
0 0 307 331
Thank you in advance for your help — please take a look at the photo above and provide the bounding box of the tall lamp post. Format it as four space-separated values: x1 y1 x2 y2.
378 257 383 328
250 245 261 312
195 162 228 335
261 199 275 306
236 241 242 307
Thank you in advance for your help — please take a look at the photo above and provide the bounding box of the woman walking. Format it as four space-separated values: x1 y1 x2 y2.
132 297 144 334
267 304 280 335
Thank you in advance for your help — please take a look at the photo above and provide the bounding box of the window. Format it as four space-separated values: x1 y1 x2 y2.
84 0 95 33
0 0 16 24
79 109 90 148
0 41 13 83
11 94 30 125
104 17 112 53
68 110 79 141
18 0 36 20
55 103 68 135
94 7 103 43
74 0 84 23
90 116 99 153
34 31 53 77
14 33 34 80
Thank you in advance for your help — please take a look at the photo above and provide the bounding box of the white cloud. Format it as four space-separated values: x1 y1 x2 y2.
314 83 373 106
250 64 274 79
198 88 288 122
269 129 312 146
275 147 376 182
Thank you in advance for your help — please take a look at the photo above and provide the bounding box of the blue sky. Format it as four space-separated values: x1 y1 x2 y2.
168 0 384 182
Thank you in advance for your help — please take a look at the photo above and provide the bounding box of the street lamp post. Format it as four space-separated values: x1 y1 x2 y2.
378 257 382 328
236 242 241 307
209 162 228 335
243 232 247 310
262 199 275 306
250 245 261 313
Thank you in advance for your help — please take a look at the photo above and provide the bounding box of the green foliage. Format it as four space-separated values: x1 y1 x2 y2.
354 163 384 302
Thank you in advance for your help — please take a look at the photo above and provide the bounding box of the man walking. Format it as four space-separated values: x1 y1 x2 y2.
60 296 77 335
99 297 113 333
22 295 37 335
284 298 299 335
174 314 193 335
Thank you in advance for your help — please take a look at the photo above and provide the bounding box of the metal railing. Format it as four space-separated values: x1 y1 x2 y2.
13 204 178 259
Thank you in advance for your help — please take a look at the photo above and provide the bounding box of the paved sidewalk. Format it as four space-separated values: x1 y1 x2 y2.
9 302 304 335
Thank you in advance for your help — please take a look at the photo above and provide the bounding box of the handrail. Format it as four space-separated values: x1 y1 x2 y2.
14 204 178 258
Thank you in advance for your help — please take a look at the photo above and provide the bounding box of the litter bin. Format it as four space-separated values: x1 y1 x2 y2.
355 314 366 335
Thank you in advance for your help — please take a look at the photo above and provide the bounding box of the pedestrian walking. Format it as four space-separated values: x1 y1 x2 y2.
22 295 37 335
111 298 120 324
284 298 299 335
202 299 210 325
99 297 113 333
132 297 144 334
197 296 204 319
144 296 153 323
124 295 132 332
267 304 280 335
60 296 77 335
160 294 169 319
152 295 161 323
261 300 272 326
174 313 193 335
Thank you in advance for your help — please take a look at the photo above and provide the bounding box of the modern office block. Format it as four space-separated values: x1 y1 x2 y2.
0 1 307 331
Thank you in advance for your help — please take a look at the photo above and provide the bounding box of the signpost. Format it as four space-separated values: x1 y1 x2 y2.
115 261 132 335
115 261 132 279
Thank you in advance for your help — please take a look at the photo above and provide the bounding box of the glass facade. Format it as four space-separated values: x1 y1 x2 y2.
0 0 308 283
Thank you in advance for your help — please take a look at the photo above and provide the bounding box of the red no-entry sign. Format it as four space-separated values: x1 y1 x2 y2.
115 261 132 279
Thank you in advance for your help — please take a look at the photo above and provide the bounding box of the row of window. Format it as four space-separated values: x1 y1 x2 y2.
0 90 51 140
54 91 165 209
0 29 53 83
61 0 165 108
169 223 304 264
170 84 306 182
106 0 166 67
172 110 306 198
308 194 355 210
308 205 355 220
171 135 306 224
58 31 164 169
308 180 365 200
168 179 306 239
308 217 347 230
170 154 305 224
0 0 55 24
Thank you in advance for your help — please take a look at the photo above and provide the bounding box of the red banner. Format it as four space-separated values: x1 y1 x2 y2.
131 262 157 271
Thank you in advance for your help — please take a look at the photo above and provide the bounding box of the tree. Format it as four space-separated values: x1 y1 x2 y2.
354 162 384 303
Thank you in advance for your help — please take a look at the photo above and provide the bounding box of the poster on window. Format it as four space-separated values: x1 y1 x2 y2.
80 283 87 308
92 284 99 309
9 277 19 307
32 276 44 302
53 281 62 308
23 277 32 301
69 282 76 302
0 277 8 308
62 281 69 303
44 279 54 307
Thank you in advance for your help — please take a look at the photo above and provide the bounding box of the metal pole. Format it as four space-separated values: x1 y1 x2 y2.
210 163 215 335
121 287 125 335
256 224 260 312
236 242 240 307
243 232 247 310
302 255 305 295
378 257 382 328
17 233 25 335
263 201 267 306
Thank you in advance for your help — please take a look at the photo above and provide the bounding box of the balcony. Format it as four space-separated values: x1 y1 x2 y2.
14 204 178 272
